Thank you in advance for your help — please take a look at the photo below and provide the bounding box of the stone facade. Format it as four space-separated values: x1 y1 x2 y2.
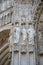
0 0 43 65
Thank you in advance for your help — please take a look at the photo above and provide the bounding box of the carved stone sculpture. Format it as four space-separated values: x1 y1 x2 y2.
8 27 13 44
27 23 36 45
13 22 21 43
21 23 27 45
8 28 13 52
38 30 42 44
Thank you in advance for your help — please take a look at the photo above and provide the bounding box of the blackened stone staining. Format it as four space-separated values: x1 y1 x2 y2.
41 0 43 2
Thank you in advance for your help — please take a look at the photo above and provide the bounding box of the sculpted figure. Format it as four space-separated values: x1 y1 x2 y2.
21 22 27 44
13 22 21 43
8 27 13 44
27 23 36 45
38 30 42 44
8 28 13 52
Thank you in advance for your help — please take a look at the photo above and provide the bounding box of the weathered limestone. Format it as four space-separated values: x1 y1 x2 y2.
21 22 27 45
27 23 36 45
9 0 43 65
0 0 43 65
13 22 21 44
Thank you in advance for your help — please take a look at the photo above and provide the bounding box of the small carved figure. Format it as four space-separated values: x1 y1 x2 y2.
38 30 42 43
21 22 27 44
13 22 21 43
27 23 36 45
8 27 13 44
8 28 13 52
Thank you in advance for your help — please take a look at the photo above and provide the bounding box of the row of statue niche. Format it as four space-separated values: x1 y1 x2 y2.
9 22 36 45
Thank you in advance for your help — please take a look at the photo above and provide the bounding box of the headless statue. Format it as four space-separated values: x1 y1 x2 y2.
13 22 21 43
27 23 36 45
21 23 27 45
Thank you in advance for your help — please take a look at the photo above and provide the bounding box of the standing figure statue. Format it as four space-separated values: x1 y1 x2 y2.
27 23 36 45
13 22 21 44
38 30 42 44
8 27 13 52
21 22 27 45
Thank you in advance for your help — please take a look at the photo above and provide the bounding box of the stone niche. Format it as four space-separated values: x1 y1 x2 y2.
13 43 19 52
21 44 27 54
28 44 35 53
